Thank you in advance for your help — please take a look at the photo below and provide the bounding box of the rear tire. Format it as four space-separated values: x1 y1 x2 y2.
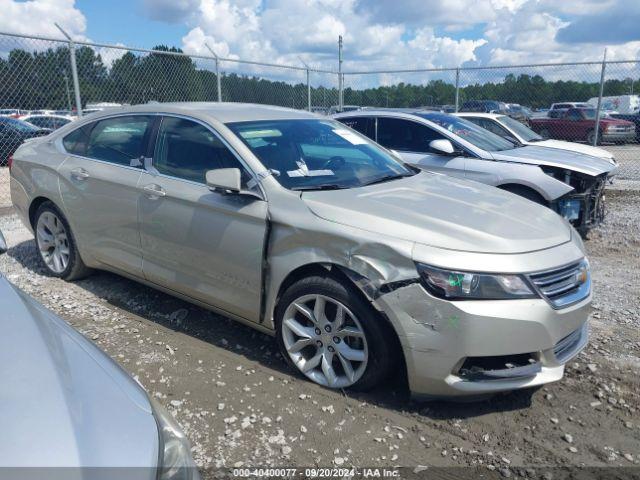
539 128 551 139
34 201 91 280
275 275 395 391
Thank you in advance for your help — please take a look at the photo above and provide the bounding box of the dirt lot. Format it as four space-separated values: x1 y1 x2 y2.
0 167 639 477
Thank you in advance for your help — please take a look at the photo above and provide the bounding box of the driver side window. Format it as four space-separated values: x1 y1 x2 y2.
154 116 252 187
376 117 446 153
470 118 510 138
567 109 583 120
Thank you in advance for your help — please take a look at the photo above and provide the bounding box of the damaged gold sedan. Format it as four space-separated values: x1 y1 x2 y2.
10 103 591 398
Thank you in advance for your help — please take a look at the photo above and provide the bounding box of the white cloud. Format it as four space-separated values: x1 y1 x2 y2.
168 0 488 79
0 0 86 40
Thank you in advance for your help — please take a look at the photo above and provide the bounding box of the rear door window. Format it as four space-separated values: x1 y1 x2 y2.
84 115 153 166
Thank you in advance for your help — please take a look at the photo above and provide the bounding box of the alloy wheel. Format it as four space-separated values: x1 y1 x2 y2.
281 294 368 388
36 211 70 274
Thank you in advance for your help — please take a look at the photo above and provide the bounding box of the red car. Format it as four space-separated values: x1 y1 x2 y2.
530 107 635 144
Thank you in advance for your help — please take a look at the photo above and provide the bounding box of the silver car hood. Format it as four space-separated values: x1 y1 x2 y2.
530 139 614 161
491 145 617 176
303 172 571 254
0 278 159 468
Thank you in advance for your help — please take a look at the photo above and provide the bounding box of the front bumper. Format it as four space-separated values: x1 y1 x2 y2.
375 282 591 398
601 130 635 143
554 174 608 233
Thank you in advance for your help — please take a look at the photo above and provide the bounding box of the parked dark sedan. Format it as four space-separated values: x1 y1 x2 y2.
460 100 509 114
0 117 50 165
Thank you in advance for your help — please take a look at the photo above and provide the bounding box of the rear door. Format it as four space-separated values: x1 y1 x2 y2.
138 115 268 323
57 115 153 277
375 117 466 177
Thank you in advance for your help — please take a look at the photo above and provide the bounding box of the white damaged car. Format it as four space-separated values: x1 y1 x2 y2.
334 110 618 236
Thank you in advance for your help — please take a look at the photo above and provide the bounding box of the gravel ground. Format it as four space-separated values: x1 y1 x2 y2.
0 168 639 477
602 144 639 180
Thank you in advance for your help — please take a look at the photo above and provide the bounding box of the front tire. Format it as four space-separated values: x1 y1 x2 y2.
586 129 600 145
275 275 394 391
34 201 91 280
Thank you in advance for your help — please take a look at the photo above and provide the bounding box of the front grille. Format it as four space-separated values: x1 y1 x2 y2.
528 260 590 309
608 125 634 133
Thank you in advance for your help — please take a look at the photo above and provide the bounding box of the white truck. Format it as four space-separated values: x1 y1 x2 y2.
587 95 640 115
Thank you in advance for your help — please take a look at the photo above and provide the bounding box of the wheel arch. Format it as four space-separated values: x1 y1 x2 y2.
497 183 548 205
272 262 407 381
28 196 56 229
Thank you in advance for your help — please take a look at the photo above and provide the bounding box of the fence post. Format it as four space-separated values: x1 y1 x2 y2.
205 44 222 102
298 57 311 112
306 69 311 112
594 48 607 147
56 24 82 117
455 67 460 112
62 71 72 112
338 35 343 111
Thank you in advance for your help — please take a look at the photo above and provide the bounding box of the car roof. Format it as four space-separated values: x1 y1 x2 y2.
454 112 504 120
79 102 318 123
333 108 462 121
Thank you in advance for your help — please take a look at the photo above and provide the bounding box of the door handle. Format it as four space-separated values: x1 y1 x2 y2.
143 184 166 198
70 167 90 180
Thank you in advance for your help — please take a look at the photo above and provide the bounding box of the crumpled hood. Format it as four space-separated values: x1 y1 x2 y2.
492 145 617 176
533 139 614 161
302 172 571 254
0 279 158 468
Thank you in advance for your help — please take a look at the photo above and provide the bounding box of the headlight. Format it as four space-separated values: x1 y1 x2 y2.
416 263 537 300
151 398 200 480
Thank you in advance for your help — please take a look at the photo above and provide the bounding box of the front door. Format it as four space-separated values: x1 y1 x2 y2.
376 116 467 178
138 116 268 323
57 115 154 277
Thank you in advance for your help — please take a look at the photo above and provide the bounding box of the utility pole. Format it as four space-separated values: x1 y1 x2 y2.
205 44 222 102
338 35 343 112
55 23 82 117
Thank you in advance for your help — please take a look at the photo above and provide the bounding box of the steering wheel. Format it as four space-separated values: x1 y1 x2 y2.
323 155 345 170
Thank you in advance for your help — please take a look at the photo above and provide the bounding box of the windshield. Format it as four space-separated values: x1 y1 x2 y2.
0 117 40 133
416 112 517 152
581 109 598 120
226 119 415 190
497 115 543 142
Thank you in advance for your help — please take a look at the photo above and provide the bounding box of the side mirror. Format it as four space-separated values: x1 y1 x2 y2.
429 139 456 155
0 230 7 255
206 168 241 194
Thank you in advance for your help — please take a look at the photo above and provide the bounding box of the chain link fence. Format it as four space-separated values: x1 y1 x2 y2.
344 61 640 180
0 31 638 180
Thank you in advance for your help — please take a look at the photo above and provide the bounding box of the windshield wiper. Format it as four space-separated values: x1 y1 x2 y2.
292 184 348 191
362 173 413 187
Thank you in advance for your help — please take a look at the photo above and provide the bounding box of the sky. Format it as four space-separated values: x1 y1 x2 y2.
0 0 639 75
